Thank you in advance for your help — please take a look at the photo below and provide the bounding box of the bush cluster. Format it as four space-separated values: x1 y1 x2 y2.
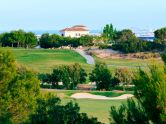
39 34 94 48
0 30 38 48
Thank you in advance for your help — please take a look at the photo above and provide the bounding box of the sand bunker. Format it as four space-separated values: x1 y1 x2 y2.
71 93 133 100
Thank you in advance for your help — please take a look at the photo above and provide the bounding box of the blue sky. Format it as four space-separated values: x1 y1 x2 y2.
0 0 165 30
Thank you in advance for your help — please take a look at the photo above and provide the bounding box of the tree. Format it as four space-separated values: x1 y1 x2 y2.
111 28 165 53
161 54 166 65
12 29 26 47
110 64 166 124
58 65 72 89
25 32 38 48
79 35 94 46
112 29 139 53
0 32 13 47
161 53 166 73
63 37 80 47
0 34 2 46
49 34 62 48
0 30 38 48
110 99 149 124
115 29 136 42
38 73 51 84
40 34 63 48
50 67 62 87
39 33 50 48
89 62 112 90
154 27 166 45
0 50 40 123
44 63 87 90
29 94 102 124
69 63 87 88
102 24 117 41
133 65 166 123
114 67 134 90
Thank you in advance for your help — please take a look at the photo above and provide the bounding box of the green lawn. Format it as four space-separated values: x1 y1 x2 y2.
90 91 133 97
62 98 126 124
41 89 129 124
0 48 93 73
0 47 161 73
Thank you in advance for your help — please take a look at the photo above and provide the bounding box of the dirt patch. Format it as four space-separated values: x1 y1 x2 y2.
88 49 161 60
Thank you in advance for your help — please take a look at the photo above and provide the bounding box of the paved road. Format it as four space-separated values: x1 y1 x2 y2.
74 48 95 65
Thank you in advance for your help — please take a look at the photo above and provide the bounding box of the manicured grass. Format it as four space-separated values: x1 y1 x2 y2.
0 47 161 74
41 89 130 124
0 48 93 73
62 98 126 124
89 91 134 97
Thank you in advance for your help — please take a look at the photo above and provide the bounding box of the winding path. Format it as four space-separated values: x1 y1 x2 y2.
74 48 95 65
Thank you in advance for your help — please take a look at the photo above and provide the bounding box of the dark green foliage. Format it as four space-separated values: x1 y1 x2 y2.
50 67 62 87
110 77 120 87
69 63 87 85
161 54 166 73
79 35 94 46
154 27 166 45
25 32 38 48
110 60 166 124
40 34 63 48
0 30 38 48
38 73 51 83
29 94 102 124
58 65 72 89
161 54 166 65
0 51 40 123
40 33 94 48
111 29 165 53
89 62 112 90
133 65 166 123
63 37 80 47
102 24 117 40
59 63 87 89
115 29 136 41
110 99 149 124
39 63 87 90
39 33 51 48
112 29 138 53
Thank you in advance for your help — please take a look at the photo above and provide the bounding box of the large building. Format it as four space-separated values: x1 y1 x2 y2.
60 25 90 38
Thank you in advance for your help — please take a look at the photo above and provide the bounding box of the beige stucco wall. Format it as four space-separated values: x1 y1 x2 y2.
61 31 90 38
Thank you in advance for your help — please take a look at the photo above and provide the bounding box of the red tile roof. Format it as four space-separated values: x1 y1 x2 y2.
60 25 89 32
72 25 86 28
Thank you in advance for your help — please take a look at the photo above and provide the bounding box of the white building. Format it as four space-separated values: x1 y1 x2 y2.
60 25 90 38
